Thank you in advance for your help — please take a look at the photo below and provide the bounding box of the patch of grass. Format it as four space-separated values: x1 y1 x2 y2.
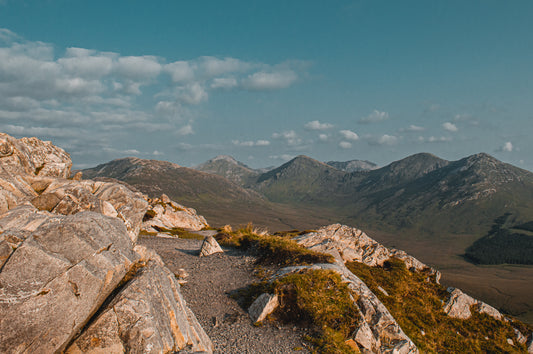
138 229 157 236
215 223 334 266
273 269 360 353
346 258 530 353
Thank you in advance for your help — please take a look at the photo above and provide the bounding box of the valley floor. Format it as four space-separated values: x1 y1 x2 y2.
138 235 311 354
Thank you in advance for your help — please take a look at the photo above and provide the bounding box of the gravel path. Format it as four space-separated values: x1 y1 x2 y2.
138 235 311 354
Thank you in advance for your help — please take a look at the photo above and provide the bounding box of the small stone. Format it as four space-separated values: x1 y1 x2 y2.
199 236 224 257
507 338 514 346
248 293 279 323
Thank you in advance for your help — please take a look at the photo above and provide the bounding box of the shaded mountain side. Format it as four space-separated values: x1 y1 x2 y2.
82 157 338 230
193 155 261 186
326 159 378 172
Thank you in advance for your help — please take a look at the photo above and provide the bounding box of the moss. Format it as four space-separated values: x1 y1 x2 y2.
346 259 529 353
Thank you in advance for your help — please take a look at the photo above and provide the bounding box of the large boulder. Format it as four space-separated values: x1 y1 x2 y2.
142 194 208 233
443 287 502 320
67 247 212 354
0 210 139 353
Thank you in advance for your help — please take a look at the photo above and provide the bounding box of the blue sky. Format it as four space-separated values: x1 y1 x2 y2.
0 0 532 170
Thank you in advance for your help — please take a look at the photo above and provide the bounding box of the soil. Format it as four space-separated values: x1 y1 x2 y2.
138 234 311 354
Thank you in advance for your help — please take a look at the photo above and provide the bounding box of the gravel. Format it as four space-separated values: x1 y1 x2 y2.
138 235 311 354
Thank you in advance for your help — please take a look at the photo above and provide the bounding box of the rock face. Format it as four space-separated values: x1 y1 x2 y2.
142 194 208 233
248 293 279 323
295 224 440 279
444 287 502 320
0 133 212 354
199 236 224 257
273 263 418 354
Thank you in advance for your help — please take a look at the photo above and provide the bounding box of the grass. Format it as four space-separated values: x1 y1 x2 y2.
273 269 360 353
151 226 205 240
215 223 334 266
346 258 531 353
233 269 360 353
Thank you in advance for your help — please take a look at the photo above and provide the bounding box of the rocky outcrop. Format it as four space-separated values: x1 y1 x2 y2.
443 287 502 320
0 133 212 354
142 194 208 233
273 263 418 354
67 247 212 354
295 224 440 281
199 236 224 257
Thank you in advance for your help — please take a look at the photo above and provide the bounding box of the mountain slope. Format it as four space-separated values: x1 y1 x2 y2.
82 157 337 230
326 159 378 172
193 155 260 186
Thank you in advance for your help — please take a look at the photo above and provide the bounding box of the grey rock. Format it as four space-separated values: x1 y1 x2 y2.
142 195 208 233
199 236 224 257
444 287 503 321
248 293 279 323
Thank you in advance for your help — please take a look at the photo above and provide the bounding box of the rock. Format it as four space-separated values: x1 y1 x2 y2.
507 338 514 346
295 224 438 277
443 288 476 319
272 263 418 354
66 260 213 354
514 328 527 345
0 211 138 353
199 236 223 257
248 293 279 323
72 171 83 181
443 287 503 321
527 333 533 353
30 192 61 211
142 195 208 233
0 133 71 178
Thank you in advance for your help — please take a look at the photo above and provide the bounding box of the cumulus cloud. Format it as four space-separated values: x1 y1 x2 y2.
339 129 359 141
339 141 352 149
210 77 238 89
318 134 329 142
400 125 425 132
417 136 452 143
305 120 333 130
269 154 294 161
442 122 458 132
500 141 513 152
199 56 250 76
232 139 270 147
272 130 302 146
176 124 194 136
369 134 398 146
164 61 195 83
243 70 297 90
359 110 389 124
114 55 162 81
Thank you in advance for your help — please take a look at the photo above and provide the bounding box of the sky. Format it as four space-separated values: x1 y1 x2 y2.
0 0 532 171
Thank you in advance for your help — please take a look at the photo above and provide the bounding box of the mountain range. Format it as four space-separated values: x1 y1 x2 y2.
82 151 533 324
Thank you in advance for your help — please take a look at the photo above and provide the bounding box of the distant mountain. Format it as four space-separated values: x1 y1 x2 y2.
326 159 378 172
193 155 260 186
82 157 337 230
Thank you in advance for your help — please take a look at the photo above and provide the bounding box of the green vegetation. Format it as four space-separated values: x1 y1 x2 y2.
215 223 334 266
465 214 533 265
347 259 529 353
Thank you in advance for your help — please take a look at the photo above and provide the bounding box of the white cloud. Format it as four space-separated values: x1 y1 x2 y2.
339 129 359 141
305 120 333 130
58 51 114 78
502 141 513 152
199 56 250 76
232 139 271 147
339 141 352 149
369 134 398 146
164 61 194 83
418 136 452 143
272 130 302 146
318 133 329 142
243 70 297 90
359 110 389 124
176 124 194 136
442 122 458 132
211 77 238 89
114 55 162 80
400 124 425 132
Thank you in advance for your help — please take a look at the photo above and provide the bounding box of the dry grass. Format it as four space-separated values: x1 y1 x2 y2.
215 223 334 266
347 258 531 353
